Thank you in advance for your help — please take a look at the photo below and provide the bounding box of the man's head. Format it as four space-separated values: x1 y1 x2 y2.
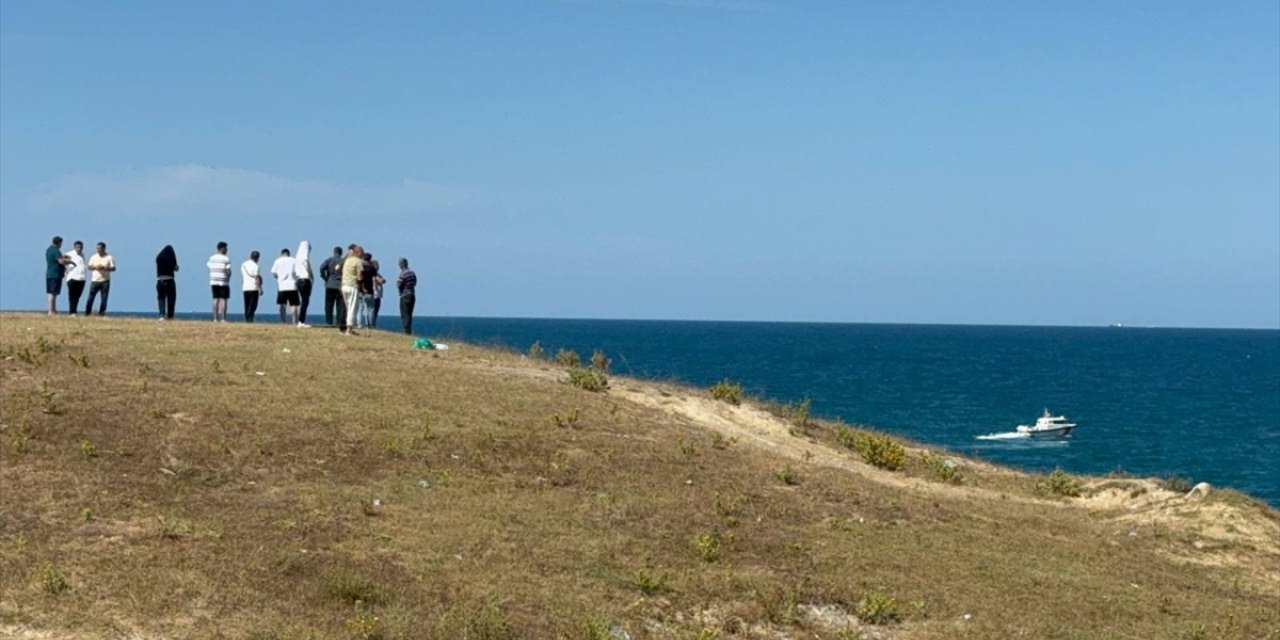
398 258 409 270
280 248 291 257
333 246 342 256
52 236 63 248
72 241 84 254
364 253 373 262
217 241 228 255
95 242 107 256
250 250 260 262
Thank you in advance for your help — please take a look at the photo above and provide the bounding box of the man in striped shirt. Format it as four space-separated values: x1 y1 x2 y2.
207 241 232 323
396 258 417 335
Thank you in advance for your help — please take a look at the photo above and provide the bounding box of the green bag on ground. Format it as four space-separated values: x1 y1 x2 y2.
413 338 435 350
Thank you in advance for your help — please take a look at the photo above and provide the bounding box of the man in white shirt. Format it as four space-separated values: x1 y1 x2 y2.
241 251 263 323
84 242 117 316
63 241 87 316
207 241 232 323
271 248 307 327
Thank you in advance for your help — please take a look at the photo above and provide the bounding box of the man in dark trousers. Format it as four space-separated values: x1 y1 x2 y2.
396 257 417 335
319 246 346 328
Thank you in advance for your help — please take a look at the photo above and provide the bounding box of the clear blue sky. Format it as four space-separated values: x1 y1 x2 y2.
2 0 1277 327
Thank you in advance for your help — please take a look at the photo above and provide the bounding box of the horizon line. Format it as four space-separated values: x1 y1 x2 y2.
1 309 1277 332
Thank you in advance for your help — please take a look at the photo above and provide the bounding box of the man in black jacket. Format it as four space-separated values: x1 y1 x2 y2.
319 246 346 328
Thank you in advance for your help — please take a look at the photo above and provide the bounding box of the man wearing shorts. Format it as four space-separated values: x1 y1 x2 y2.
271 248 306 327
45 236 72 315
207 242 232 322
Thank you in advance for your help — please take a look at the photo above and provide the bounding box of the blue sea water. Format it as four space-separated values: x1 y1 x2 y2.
138 313 1280 505
405 318 1280 506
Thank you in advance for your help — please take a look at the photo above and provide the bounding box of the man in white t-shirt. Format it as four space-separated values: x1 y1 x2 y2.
270 248 307 328
63 241 87 316
207 241 232 322
84 242 117 316
241 251 263 323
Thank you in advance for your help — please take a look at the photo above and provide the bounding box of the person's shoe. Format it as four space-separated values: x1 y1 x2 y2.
297 323 311 329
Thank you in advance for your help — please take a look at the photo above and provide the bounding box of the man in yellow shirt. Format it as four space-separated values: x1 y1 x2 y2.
340 245 364 335
85 242 117 316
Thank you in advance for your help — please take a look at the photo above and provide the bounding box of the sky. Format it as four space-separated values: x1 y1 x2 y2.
1 0 1277 328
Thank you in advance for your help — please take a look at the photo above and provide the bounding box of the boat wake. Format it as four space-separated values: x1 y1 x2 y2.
976 431 1030 441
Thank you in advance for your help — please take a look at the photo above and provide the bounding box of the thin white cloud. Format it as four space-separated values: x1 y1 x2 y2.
23 164 469 217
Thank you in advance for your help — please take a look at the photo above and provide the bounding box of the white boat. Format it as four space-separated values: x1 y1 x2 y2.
1015 410 1077 438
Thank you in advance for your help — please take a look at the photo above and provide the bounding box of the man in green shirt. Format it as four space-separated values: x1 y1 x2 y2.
45 236 72 315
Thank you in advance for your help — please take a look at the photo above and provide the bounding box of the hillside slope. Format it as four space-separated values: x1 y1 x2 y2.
1 315 1277 639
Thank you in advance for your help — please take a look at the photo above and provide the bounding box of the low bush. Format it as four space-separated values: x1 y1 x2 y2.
774 465 800 486
921 452 961 484
632 568 670 595
567 368 608 392
691 531 723 563
527 341 544 359
709 379 744 406
39 562 68 595
554 348 582 368
835 427 859 450
854 433 906 471
1037 469 1084 498
551 408 581 428
856 591 899 625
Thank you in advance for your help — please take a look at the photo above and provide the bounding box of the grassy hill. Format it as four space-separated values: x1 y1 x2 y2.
1 314 1277 639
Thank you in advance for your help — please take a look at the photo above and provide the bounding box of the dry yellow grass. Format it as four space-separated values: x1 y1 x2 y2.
1 314 1277 639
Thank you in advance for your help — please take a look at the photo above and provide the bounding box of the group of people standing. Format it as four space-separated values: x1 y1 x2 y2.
45 236 117 317
43 236 420 335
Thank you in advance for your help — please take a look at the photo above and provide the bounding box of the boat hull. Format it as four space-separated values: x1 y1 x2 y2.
1018 425 1075 438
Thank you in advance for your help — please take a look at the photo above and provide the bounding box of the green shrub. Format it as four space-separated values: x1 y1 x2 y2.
551 408 581 428
345 612 381 640
39 562 68 594
921 452 961 484
709 379 744 406
555 348 582 368
691 531 723 563
1037 469 1083 498
528 341 544 359
632 568 670 595
856 591 899 625
835 427 859 450
571 617 613 640
774 465 800 486
567 367 608 392
855 433 906 471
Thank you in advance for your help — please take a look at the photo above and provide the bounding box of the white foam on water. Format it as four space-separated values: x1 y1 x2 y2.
976 431 1030 441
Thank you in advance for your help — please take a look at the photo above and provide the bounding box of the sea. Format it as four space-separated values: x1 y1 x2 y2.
150 314 1280 506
